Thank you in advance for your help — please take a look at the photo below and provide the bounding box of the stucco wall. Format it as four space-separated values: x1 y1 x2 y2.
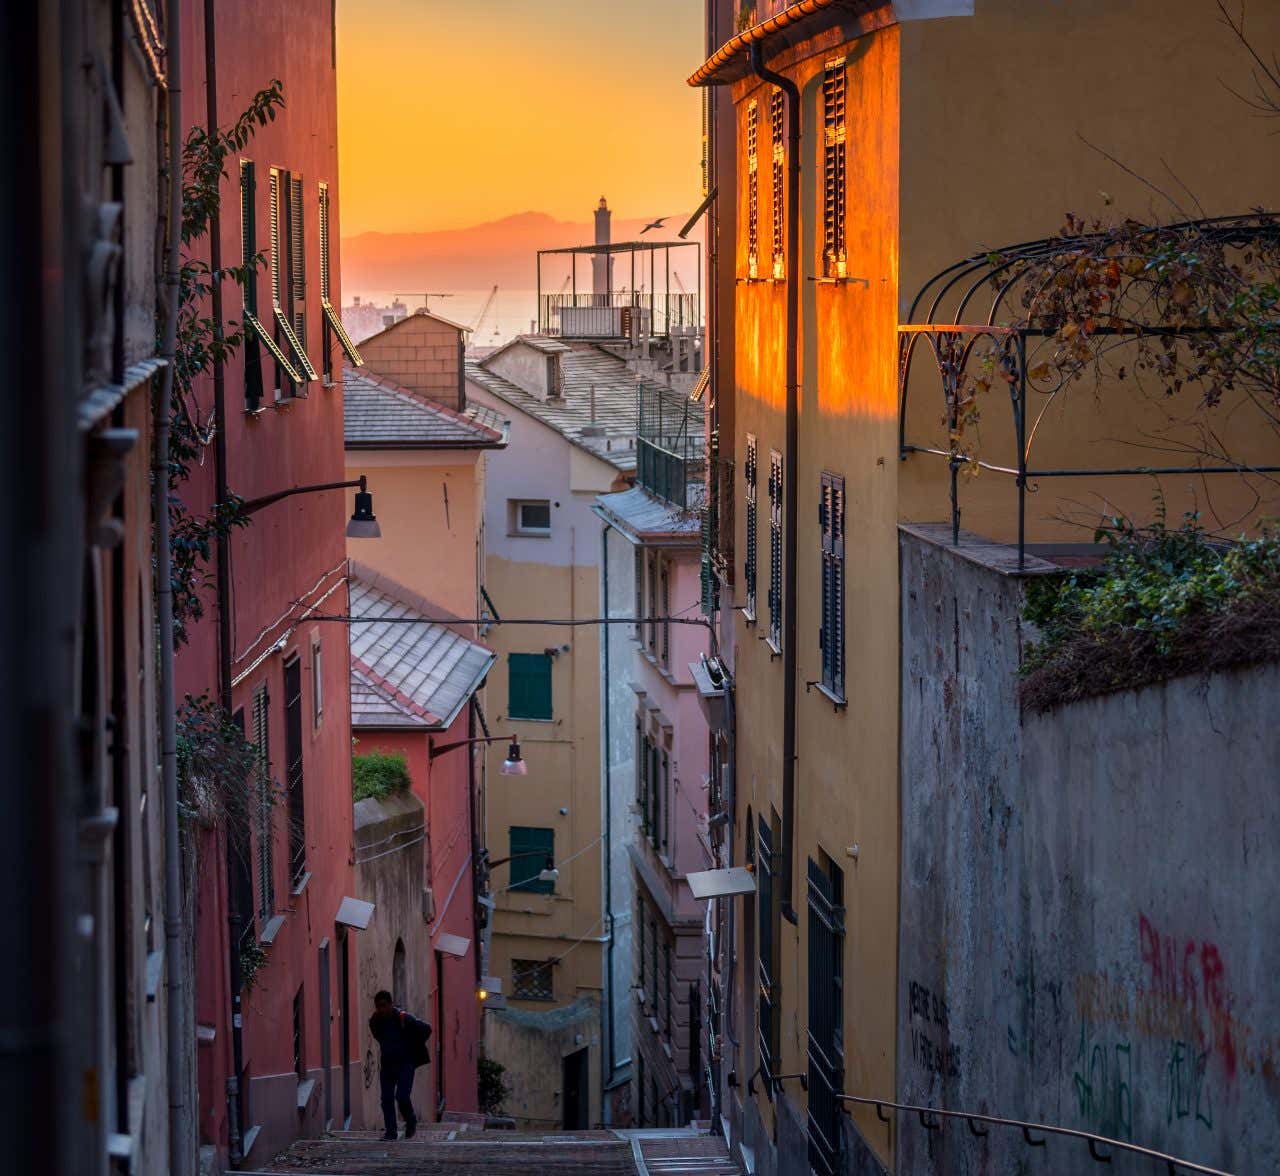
897 524 1280 1175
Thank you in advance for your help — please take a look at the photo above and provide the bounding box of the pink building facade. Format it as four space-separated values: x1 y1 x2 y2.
597 486 713 1127
175 2 366 1163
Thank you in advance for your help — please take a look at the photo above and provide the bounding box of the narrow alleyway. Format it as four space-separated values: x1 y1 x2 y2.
252 1126 742 1176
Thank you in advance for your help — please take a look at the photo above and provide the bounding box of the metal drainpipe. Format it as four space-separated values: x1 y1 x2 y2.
749 41 800 925
157 1 192 1170
599 520 616 1116
202 0 247 1160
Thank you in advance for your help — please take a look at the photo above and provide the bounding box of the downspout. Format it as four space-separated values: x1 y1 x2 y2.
748 41 800 925
202 0 247 1161
600 521 616 1116
157 2 192 1171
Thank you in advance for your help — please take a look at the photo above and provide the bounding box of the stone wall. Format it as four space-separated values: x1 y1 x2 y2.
354 791 431 1128
897 524 1280 1175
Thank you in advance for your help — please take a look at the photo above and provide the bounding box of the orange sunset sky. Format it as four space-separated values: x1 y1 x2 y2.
336 0 705 237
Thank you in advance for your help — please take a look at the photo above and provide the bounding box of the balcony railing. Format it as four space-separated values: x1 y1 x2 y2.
636 380 705 507
539 291 700 339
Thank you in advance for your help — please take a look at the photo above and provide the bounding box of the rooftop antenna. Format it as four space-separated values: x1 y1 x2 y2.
393 292 455 312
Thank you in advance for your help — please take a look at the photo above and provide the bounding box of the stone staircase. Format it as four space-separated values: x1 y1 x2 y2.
250 1125 740 1176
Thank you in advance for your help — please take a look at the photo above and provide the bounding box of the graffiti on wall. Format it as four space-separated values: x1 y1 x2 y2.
907 979 960 1078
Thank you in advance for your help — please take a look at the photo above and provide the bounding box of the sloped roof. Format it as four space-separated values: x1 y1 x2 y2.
349 571 495 730
465 339 646 472
595 485 702 544
344 365 507 449
357 306 473 344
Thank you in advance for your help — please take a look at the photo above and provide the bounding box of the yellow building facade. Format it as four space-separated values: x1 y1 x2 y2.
696 3 1280 1174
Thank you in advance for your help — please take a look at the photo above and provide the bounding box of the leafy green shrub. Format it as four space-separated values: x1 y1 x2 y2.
352 751 412 802
1021 510 1280 711
478 1057 510 1116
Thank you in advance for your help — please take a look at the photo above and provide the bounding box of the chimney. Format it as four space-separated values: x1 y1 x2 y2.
592 196 613 303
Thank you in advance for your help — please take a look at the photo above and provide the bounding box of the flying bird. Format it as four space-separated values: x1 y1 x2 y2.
640 216 669 234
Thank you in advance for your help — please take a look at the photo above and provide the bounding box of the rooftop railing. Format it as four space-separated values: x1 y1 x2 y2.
539 291 700 340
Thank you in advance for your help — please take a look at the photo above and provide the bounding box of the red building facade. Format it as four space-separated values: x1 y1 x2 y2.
176 1 365 1163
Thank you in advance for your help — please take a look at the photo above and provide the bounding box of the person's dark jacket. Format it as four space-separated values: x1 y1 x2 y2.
369 1007 432 1069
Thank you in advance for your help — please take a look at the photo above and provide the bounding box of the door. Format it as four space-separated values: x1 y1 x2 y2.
318 939 332 1130
339 931 351 1126
562 1047 590 1130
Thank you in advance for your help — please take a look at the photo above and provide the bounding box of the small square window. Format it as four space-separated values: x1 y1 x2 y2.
512 959 555 1001
511 499 551 536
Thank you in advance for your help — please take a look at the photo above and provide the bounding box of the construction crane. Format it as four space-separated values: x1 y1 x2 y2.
394 291 454 313
471 284 499 335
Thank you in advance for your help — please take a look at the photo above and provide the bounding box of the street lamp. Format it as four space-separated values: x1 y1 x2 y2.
429 732 528 776
236 472 382 539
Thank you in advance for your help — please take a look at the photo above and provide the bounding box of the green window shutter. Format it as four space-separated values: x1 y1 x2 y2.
509 825 554 894
507 652 552 720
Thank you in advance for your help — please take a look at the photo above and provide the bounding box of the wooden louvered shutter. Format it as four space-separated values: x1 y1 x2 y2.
819 472 846 699
252 683 273 921
771 90 785 279
746 100 759 279
507 653 552 721
744 434 758 617
768 449 783 648
822 63 847 279
269 168 282 307
290 175 306 347
240 161 257 308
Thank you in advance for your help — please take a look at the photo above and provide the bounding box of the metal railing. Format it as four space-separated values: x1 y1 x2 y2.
834 1090 1232 1175
539 291 700 338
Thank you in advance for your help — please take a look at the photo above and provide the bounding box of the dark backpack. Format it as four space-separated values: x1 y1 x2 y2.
401 1010 432 1068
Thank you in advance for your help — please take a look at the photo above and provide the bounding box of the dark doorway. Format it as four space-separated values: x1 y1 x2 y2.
562 1047 590 1130
339 931 351 1126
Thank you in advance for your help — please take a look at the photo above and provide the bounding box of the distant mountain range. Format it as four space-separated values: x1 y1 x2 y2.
340 210 702 294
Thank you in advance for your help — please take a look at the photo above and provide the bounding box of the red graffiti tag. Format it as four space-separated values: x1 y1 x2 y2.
1138 915 1237 1084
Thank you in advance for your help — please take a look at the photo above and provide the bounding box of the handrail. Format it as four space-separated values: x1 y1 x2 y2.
836 1092 1233 1175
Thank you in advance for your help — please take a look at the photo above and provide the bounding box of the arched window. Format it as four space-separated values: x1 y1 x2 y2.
392 939 406 1008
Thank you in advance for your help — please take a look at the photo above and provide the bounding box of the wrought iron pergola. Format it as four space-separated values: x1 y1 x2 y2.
898 214 1280 566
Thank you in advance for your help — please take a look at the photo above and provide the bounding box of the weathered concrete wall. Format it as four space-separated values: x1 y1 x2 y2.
898 524 1280 1175
483 996 602 1129
354 791 431 1128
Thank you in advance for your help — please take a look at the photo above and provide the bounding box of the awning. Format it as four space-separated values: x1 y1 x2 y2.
687 867 756 900
435 933 471 958
335 896 375 929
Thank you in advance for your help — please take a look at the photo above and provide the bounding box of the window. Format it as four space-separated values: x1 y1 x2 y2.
269 167 316 387
251 683 274 922
637 896 647 996
757 812 780 1098
240 160 264 410
392 939 407 1007
659 560 670 666
746 99 759 279
508 825 555 894
770 90 785 279
634 546 645 640
289 174 306 349
507 652 552 720
636 719 650 831
311 636 323 728
637 1055 646 1126
659 750 670 852
744 434 758 620
649 917 658 1017
663 941 673 1039
512 959 555 1001
819 473 846 701
767 449 783 649
649 742 662 852
511 499 551 536
647 553 658 654
807 854 845 1176
230 707 256 946
318 180 363 376
292 986 305 1079
284 656 307 886
689 980 702 1113
821 62 848 279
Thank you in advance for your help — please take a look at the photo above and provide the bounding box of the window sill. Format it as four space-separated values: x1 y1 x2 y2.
763 636 782 659
741 608 757 626
296 1078 317 1112
145 947 165 1003
260 914 286 945
291 871 312 898
809 681 847 711
508 531 551 539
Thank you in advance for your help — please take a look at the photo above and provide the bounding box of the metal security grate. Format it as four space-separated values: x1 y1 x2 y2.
744 434 758 618
822 62 847 279
757 815 778 1098
746 99 759 279
771 90 785 279
807 856 845 1176
767 449 783 649
284 656 306 887
819 472 846 700
251 683 273 924
512 959 555 1001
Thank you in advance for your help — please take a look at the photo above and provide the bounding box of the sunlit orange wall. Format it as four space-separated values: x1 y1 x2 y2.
897 0 1280 544
728 17 902 1168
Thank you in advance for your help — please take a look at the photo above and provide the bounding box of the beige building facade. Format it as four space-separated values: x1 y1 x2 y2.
696 3 1280 1175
